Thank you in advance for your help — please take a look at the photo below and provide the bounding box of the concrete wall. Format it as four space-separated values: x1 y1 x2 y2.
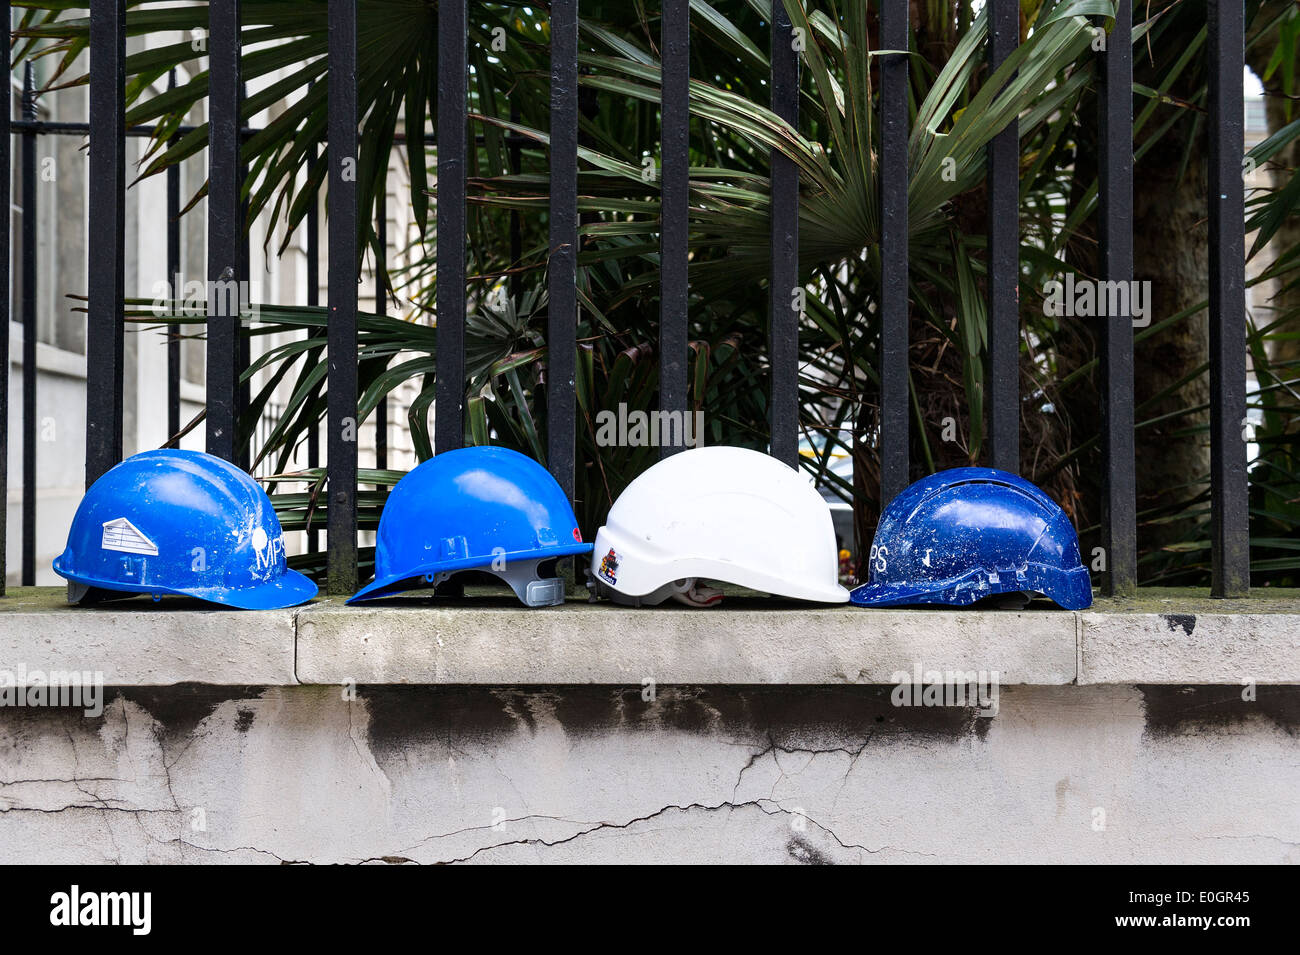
1 683 1296 864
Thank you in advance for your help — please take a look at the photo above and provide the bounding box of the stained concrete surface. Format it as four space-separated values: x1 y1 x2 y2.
0 684 1296 864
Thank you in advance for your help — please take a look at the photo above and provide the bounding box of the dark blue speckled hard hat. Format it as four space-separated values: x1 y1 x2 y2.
850 467 1092 610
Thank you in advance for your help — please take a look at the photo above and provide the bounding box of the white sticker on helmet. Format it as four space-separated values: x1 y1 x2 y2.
101 518 158 556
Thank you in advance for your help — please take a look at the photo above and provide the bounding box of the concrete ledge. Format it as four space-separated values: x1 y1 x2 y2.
296 600 1077 685
1080 591 1300 684
0 588 297 686
2 587 1299 687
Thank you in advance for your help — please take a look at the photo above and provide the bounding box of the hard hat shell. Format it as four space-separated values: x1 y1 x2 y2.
591 446 850 605
347 445 590 606
849 467 1092 610
53 449 316 609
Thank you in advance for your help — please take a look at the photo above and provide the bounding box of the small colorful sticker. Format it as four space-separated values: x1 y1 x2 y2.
598 548 619 584
572 527 583 543
101 518 158 556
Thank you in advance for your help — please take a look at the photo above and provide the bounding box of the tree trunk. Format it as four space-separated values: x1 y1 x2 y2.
1246 2 1300 379
1058 7 1214 562
1129 127 1212 549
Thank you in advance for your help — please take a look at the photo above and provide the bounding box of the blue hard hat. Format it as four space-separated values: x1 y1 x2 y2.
348 446 591 607
850 467 1092 609
53 449 317 609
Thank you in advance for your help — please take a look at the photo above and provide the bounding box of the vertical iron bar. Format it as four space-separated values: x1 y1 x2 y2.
659 0 689 457
166 70 181 443
20 64 36 585
86 0 126 486
1098 0 1136 596
986 0 1019 472
0 0 10 593
509 104 522 304
327 0 359 594
549 0 578 499
1207 0 1249 596
769 0 799 468
206 0 241 462
435 0 467 454
237 79 251 471
306 144 321 554
375 176 388 476
879 0 909 503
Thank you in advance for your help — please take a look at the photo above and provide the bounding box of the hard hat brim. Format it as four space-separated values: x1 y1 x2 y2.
186 568 319 610
849 564 1092 611
346 542 593 604
52 561 318 610
591 526 849 604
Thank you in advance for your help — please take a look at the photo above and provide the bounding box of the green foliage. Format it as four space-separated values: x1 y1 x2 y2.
18 0 1300 587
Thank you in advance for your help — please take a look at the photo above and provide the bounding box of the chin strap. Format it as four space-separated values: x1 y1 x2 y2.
422 558 567 607
586 574 724 608
66 582 135 605
668 578 724 608
495 558 568 607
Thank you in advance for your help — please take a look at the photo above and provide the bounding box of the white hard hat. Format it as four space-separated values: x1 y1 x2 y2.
590 446 850 606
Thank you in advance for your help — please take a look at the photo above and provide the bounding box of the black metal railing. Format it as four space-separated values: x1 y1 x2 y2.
0 0 1251 600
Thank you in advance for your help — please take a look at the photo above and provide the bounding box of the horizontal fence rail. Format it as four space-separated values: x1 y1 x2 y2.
0 1 1257 602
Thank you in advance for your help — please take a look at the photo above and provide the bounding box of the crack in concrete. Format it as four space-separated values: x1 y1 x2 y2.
730 730 876 808
432 798 933 865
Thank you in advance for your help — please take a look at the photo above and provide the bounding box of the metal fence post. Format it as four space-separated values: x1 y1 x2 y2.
0 0 11 593
1207 0 1249 596
986 0 1019 473
326 0 359 594
86 0 126 486
659 0 690 458
206 0 242 462
1098 0 1137 596
166 69 182 443
306 110 322 555
435 0 467 454
879 0 910 505
548 0 579 499
769 0 800 469
21 64 38 586
376 180 388 479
